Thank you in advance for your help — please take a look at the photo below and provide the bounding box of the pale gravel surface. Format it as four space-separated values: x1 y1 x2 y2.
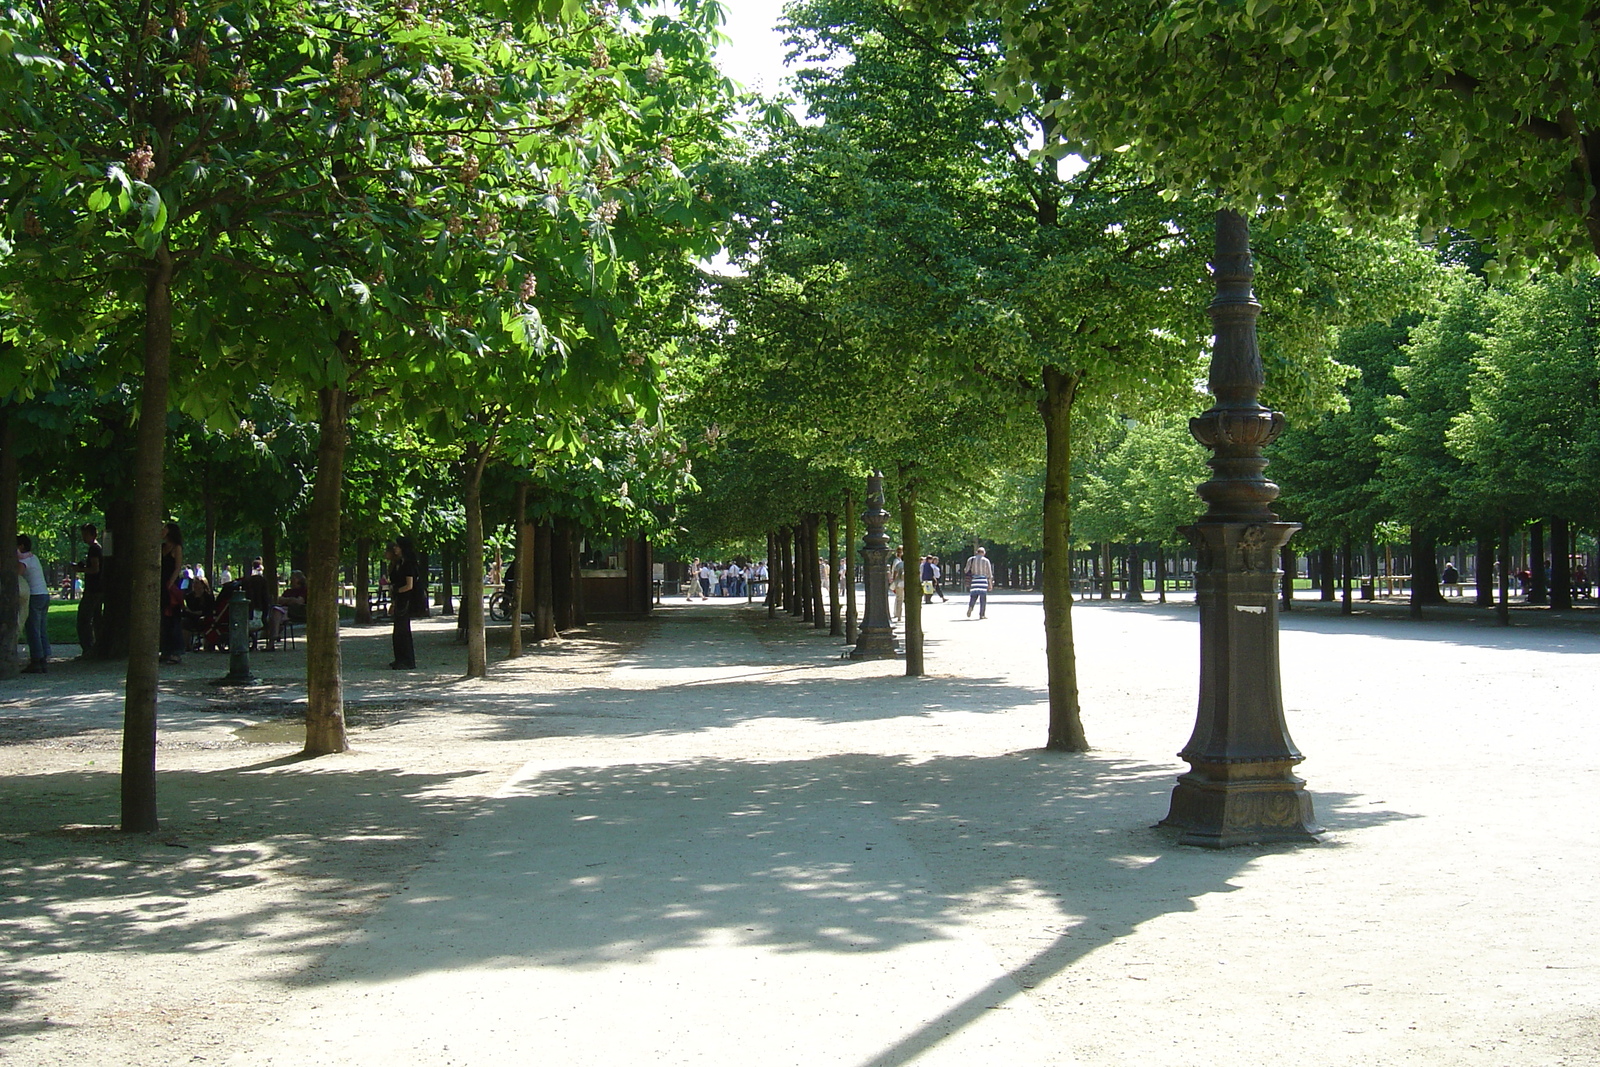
2 594 1598 1065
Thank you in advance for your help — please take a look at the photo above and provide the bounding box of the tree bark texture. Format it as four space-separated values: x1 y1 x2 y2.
0 410 19 679
1319 546 1336 601
899 480 923 677
534 520 556 640
1530 522 1547 604
1125 542 1144 602
766 530 777 618
1041 366 1088 751
1498 517 1512 626
509 481 528 657
1551 517 1572 610
827 511 841 636
1342 536 1354 615
1411 528 1444 613
552 521 574 632
1099 541 1113 600
304 383 350 756
462 444 491 679
844 495 858 642
122 248 175 833
808 514 825 630
1475 536 1496 607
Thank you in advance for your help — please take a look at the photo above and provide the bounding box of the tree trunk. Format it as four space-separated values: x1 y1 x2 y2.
552 521 574 631
304 382 350 756
1475 536 1495 607
1342 536 1354 615
808 514 825 630
534 520 556 640
1362 541 1377 600
1041 366 1088 751
1529 521 1547 604
569 525 586 628
827 511 841 636
1410 528 1444 613
766 530 777 619
1498 516 1512 626
784 525 798 616
1319 546 1336 601
1551 517 1572 611
355 536 371 625
1155 545 1167 604
1280 546 1295 610
899 479 923 676
203 490 216 587
122 247 175 833
1099 541 1112 600
441 555 456 616
462 444 490 678
509 481 528 657
262 524 279 614
845 496 859 641
0 409 18 679
1125 542 1144 602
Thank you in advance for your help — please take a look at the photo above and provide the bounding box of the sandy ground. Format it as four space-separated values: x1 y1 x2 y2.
2 594 1598 1065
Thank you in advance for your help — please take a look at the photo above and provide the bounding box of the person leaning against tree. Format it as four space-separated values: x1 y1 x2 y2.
387 536 418 670
72 524 103 658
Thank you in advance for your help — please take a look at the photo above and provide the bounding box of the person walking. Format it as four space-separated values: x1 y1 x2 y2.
964 545 994 619
921 555 938 605
890 547 906 622
16 534 50 673
388 536 418 669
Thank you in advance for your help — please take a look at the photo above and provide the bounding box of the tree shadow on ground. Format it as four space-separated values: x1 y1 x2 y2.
0 761 492 1045
253 750 1414 1066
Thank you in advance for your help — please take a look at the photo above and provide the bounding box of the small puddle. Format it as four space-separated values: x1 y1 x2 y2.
233 720 305 744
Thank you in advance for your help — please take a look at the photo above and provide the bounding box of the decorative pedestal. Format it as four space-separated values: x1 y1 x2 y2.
1162 522 1320 846
850 472 898 660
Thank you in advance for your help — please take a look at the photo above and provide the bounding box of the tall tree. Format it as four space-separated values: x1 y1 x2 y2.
900 1 1600 268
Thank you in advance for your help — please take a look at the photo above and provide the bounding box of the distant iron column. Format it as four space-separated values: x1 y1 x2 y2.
850 472 898 660
1161 209 1321 848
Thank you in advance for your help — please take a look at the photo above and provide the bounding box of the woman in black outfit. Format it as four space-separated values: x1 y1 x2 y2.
388 535 417 669
159 522 185 664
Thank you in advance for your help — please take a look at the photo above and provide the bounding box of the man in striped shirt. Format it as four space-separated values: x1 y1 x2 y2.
964 546 993 619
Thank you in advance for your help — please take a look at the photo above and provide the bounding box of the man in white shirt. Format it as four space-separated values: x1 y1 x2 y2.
964 546 994 620
16 534 50 672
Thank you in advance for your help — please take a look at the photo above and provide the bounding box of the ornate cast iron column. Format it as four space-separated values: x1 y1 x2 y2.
1161 209 1321 848
850 472 899 660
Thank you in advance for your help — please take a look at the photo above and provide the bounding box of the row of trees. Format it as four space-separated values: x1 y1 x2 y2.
0 0 737 829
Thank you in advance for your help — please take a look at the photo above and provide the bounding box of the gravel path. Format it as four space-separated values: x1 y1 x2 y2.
2 594 1598 1065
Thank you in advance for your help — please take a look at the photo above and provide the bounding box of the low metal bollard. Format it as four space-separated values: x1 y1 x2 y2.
213 584 258 686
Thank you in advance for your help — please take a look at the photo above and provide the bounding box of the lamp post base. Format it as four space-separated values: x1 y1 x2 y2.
848 627 899 660
1161 758 1321 848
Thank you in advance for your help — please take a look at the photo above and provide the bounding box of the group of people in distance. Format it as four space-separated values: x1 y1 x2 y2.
675 545 997 621
685 559 768 600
